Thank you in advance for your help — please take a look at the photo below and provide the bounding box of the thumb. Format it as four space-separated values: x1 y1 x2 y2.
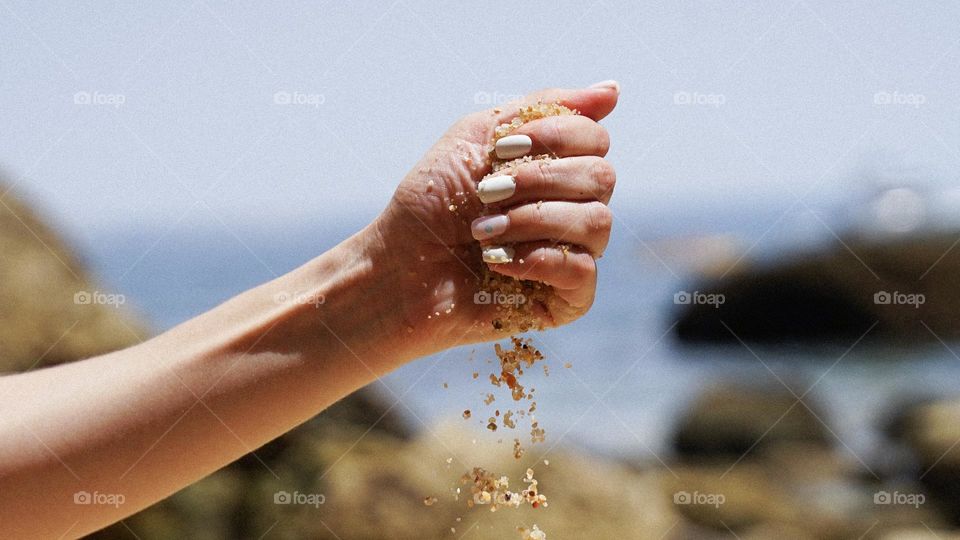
496 81 620 123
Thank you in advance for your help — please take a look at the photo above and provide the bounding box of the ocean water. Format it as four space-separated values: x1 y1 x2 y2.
84 214 960 468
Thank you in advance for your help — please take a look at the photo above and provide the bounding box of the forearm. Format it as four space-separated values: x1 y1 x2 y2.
0 223 410 539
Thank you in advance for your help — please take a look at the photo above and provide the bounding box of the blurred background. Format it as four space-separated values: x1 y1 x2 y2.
3 1 960 538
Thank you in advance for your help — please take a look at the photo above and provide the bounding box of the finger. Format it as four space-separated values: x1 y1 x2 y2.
486 242 596 291
477 156 616 206
505 115 609 158
473 201 612 257
496 82 620 123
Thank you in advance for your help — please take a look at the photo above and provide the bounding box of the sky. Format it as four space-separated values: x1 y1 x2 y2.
2 0 960 256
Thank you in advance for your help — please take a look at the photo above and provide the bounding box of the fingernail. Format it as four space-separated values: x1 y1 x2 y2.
477 174 516 204
589 79 620 95
472 214 509 241
495 134 532 160
482 246 514 264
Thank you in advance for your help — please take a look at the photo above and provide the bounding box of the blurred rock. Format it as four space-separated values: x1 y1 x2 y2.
674 233 960 344
251 421 686 540
891 399 960 524
665 384 952 538
672 384 830 458
660 462 798 529
656 457 942 539
881 529 960 540
0 184 149 371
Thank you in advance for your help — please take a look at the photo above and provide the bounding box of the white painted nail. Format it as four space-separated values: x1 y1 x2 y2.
495 134 532 160
589 79 621 95
482 246 515 264
477 175 516 204
472 214 509 241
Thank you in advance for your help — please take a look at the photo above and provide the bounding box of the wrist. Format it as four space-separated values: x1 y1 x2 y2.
292 221 413 369
193 220 413 380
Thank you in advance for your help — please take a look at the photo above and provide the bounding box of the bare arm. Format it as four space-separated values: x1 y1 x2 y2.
0 83 619 538
0 224 414 538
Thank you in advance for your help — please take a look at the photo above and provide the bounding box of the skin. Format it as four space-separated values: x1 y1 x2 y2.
0 83 619 538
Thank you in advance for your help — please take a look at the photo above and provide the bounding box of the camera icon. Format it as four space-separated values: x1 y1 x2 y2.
673 291 692 305
673 491 691 505
73 91 91 105
874 291 891 305
74 491 91 504
274 490 291 505
473 291 492 305
874 490 891 504
74 291 92 305
273 91 292 105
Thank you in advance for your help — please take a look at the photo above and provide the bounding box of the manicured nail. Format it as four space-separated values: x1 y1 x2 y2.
589 79 620 95
495 134 532 160
477 174 516 204
482 246 514 264
472 214 509 241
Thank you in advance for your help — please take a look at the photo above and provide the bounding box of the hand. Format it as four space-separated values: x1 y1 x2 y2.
371 83 620 353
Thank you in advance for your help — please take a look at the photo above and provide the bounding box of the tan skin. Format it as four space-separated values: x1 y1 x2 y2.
0 83 618 538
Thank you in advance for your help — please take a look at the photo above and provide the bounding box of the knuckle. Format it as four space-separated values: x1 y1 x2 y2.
584 201 613 234
590 159 617 198
567 253 596 284
547 116 565 148
534 161 560 193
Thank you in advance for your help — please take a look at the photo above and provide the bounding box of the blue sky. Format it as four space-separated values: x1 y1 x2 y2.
2 0 959 247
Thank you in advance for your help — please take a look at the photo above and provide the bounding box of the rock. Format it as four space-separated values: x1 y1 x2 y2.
674 233 960 344
672 384 831 459
0 184 149 371
660 462 798 530
881 529 960 540
658 460 899 538
742 522 817 540
891 400 960 524
268 421 685 540
662 455 946 538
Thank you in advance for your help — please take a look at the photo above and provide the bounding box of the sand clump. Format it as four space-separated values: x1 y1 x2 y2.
481 102 578 335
